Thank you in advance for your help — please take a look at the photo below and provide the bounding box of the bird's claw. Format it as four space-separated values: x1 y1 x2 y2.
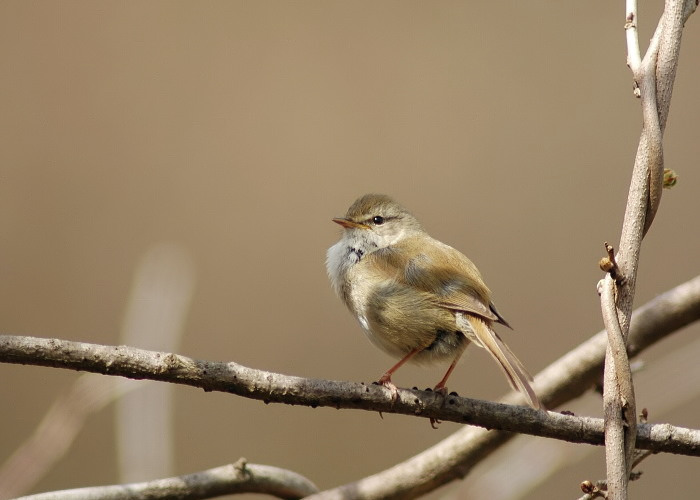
429 384 449 428
430 417 442 429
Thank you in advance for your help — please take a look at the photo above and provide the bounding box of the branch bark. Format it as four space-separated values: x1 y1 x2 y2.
15 460 319 500
1 275 700 499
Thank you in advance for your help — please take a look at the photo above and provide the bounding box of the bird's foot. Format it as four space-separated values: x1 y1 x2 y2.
375 374 400 403
432 384 449 397
429 384 450 428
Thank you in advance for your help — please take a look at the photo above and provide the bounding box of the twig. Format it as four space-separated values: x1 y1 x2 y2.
580 479 609 499
625 0 641 71
15 460 319 500
598 243 625 285
578 449 654 500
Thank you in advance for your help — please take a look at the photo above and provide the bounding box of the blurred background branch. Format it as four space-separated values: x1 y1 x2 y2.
16 460 319 500
115 244 194 484
0 244 194 499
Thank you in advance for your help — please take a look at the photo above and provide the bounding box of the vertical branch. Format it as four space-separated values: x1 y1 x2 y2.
655 0 699 131
625 0 641 70
601 1 695 499
601 275 637 498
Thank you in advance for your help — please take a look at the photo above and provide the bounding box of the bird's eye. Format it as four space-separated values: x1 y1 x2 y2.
372 216 385 225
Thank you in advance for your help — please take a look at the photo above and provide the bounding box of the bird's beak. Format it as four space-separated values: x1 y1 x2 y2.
332 217 369 229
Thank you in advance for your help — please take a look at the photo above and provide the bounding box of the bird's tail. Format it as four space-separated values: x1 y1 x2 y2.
466 315 544 410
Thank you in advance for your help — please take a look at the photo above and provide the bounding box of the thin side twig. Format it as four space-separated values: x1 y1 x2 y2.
625 0 641 71
578 449 655 500
598 243 625 285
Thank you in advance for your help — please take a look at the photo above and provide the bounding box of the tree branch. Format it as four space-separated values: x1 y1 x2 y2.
2 276 700 500
15 460 319 500
601 1 696 497
601 275 637 499
3 326 700 456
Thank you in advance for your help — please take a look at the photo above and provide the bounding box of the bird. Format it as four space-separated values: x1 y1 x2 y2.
326 193 543 410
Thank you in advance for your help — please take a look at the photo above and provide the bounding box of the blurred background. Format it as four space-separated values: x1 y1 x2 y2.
1 2 699 499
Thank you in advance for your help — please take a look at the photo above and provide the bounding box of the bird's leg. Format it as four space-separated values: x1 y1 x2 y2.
433 358 459 396
376 347 420 401
429 358 460 428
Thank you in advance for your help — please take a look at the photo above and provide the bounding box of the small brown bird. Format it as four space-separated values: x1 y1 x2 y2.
326 194 542 410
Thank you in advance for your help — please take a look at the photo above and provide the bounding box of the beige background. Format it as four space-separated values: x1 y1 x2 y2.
1 2 699 499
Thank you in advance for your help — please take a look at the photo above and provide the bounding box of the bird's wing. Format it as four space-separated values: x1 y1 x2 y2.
366 236 507 325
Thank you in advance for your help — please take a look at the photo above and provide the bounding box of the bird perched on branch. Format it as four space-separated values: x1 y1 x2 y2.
326 194 543 410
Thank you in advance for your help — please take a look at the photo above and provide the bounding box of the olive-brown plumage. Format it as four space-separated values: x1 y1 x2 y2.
326 194 543 410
